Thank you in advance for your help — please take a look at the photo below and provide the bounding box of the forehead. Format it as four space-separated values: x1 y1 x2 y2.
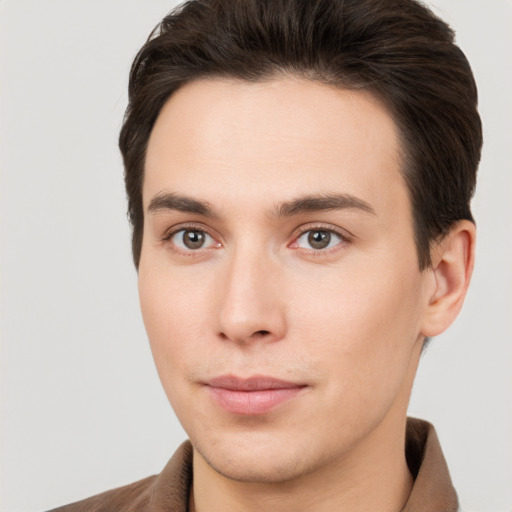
144 77 407 217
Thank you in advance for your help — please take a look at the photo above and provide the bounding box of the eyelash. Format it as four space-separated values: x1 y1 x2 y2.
161 223 350 256
162 223 221 256
289 224 350 254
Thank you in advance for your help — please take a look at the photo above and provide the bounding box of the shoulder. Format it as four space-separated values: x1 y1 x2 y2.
46 474 158 512
46 441 193 512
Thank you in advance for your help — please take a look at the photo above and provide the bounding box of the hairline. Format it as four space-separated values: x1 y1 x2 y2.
139 72 426 265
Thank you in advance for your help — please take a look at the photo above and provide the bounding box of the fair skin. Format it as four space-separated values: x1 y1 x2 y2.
139 77 475 512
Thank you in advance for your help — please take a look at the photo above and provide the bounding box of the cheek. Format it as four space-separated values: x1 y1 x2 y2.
288 260 425 395
292 258 423 337
138 263 208 382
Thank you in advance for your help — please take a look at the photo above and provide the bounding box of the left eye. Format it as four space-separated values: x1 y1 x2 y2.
294 229 343 250
170 229 219 251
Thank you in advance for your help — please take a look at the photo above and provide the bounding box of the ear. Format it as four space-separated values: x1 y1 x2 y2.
421 220 476 337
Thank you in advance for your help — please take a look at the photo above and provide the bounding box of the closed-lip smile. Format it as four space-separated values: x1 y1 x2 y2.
204 375 307 415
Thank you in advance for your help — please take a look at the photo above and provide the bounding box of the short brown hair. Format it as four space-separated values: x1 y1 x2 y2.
119 0 482 269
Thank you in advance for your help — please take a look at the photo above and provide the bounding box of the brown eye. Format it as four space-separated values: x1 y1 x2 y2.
308 230 331 249
183 230 206 249
293 229 344 251
170 228 219 252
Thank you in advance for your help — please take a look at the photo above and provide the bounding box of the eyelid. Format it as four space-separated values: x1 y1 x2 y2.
290 223 352 241
161 222 222 254
161 222 217 241
288 223 352 251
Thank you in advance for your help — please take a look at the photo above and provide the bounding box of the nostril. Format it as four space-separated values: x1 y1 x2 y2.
217 329 276 343
217 330 270 341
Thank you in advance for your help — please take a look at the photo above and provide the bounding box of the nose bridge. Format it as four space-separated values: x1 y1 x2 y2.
217 240 286 344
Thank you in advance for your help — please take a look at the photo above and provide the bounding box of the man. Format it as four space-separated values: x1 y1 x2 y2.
50 0 481 510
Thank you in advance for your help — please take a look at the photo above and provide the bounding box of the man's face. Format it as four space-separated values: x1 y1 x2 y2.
139 78 433 482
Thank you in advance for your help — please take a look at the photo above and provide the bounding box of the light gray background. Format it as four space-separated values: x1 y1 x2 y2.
1 1 511 511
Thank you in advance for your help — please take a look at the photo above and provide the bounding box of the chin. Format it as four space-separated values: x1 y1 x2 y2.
191 427 339 485
196 442 308 484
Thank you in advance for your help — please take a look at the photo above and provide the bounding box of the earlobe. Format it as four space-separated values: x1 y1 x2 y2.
421 220 476 338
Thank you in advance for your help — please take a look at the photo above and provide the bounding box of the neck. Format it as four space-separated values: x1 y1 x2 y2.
190 412 414 512
190 335 425 512
190 339 424 512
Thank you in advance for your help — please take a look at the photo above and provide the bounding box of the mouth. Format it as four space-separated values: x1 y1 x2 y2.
204 375 307 415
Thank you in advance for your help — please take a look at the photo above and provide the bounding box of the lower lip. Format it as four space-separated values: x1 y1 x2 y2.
207 386 305 415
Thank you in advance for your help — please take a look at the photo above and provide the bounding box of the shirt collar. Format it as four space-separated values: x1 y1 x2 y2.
151 417 459 512
401 417 459 511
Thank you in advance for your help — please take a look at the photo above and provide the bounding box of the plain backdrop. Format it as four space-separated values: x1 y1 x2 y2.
1 1 511 511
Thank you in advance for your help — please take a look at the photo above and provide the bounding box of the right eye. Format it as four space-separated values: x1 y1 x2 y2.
168 229 220 252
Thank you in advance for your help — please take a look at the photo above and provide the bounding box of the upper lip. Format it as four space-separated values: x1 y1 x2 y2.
205 375 305 391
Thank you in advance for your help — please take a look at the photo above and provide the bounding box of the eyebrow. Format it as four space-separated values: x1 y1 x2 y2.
147 191 376 218
273 193 376 217
148 192 217 217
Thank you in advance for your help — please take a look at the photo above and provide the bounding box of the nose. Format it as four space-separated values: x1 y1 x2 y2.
216 245 287 345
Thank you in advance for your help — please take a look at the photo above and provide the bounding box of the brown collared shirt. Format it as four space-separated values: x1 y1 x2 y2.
48 418 459 512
